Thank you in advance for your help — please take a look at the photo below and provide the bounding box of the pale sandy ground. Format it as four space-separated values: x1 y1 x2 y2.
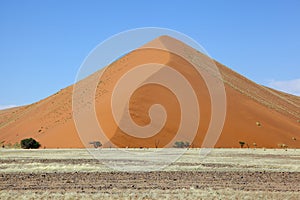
0 148 299 199
1 189 299 200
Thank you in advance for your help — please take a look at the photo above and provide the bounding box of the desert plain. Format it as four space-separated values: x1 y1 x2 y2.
0 148 300 199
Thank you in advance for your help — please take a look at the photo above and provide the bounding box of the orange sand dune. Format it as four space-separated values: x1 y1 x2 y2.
0 36 299 148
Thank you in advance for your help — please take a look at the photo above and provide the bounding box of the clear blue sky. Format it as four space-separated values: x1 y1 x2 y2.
0 0 300 108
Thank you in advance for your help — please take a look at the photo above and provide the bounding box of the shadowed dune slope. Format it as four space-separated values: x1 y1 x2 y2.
0 36 299 148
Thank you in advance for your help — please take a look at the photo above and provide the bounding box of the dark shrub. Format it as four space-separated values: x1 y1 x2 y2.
89 141 102 148
174 141 190 148
20 138 41 149
239 141 245 148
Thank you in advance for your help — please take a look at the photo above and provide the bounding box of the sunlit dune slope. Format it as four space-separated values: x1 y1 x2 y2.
0 36 299 148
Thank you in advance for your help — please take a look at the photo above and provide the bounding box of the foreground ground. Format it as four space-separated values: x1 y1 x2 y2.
0 148 299 199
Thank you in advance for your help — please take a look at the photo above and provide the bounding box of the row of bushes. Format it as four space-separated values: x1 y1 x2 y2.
2 138 40 149
2 138 297 149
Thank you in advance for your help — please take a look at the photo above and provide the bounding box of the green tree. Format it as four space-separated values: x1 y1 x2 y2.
20 138 41 149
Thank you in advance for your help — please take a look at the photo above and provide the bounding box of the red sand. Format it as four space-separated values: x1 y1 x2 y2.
0 36 299 148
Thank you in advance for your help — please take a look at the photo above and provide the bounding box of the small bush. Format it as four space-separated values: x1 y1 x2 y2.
20 138 41 149
174 141 190 148
89 141 102 148
13 142 21 149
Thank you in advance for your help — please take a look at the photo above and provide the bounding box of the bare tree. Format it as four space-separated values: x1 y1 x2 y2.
239 141 245 148
89 141 102 148
155 140 160 148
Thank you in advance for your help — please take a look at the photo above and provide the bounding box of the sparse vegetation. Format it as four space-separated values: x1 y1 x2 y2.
5 143 12 148
1 148 300 173
12 142 21 149
277 143 288 150
20 138 41 149
174 141 190 148
239 141 245 148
